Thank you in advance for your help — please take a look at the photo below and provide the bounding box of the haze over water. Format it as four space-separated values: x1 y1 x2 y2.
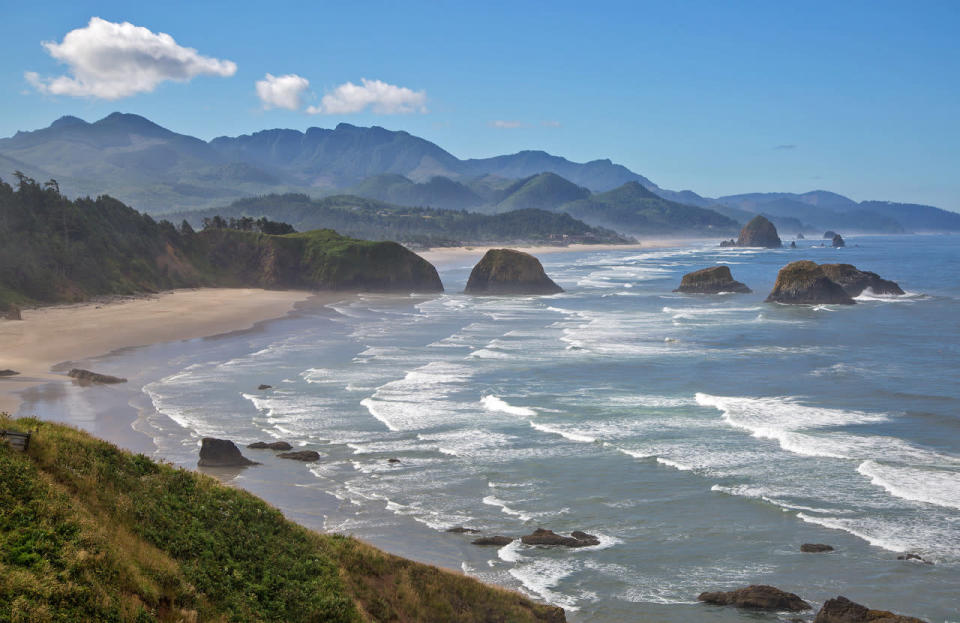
25 234 960 622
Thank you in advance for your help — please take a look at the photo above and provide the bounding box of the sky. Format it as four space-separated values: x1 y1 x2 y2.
1 0 958 210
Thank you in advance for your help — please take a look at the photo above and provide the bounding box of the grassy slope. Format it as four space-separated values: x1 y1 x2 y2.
0 414 564 623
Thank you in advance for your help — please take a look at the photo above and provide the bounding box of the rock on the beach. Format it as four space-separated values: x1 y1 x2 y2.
277 450 321 462
801 543 835 553
257 384 272 390
520 528 600 548
0 369 19 377
698 585 811 612
765 261 856 305
472 536 514 546
68 368 128 385
832 234 846 248
3 304 22 320
464 249 563 295
736 215 782 248
674 266 751 294
247 441 293 450
814 596 928 623
819 264 905 297
198 437 259 467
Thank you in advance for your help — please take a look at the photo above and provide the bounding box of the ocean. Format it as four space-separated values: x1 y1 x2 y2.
21 234 960 622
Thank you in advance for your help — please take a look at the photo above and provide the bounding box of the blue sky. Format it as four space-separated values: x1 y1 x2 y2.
2 0 958 209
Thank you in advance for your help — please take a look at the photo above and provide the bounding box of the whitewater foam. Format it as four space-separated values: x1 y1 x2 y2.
481 395 537 417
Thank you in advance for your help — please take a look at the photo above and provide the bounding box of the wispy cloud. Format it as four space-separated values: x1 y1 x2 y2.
307 78 426 115
255 73 310 110
25 17 236 99
541 120 562 127
774 144 797 150
489 120 524 128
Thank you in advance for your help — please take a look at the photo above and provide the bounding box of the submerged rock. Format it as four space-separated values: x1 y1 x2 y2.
4 304 22 320
472 536 514 546
257 384 272 390
68 368 128 385
801 543 835 553
674 266 751 294
736 215 782 248
277 450 321 462
198 437 259 467
819 264 904 297
814 596 927 623
247 441 293 450
832 234 846 248
897 553 933 565
0 369 19 377
520 528 600 548
765 261 856 305
387 457 401 463
698 585 811 611
446 527 481 534
465 249 563 295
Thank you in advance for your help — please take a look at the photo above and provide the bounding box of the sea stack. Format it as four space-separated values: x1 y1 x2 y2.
197 438 259 467
814 596 928 623
736 215 782 248
465 249 563 295
765 261 856 305
674 266 751 294
832 234 846 247
698 585 811 612
819 264 904 297
824 230 839 239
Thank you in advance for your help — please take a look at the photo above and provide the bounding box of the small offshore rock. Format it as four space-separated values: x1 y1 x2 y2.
472 536 514 546
765 261 856 305
820 264 904 297
277 450 321 462
247 441 293 451
814 596 928 623
0 369 19 377
198 437 259 467
790 241 797 248
464 248 563 295
698 585 811 612
4 304 22 320
736 215 783 248
257 384 272 390
719 239 737 247
797 232 806 240
674 266 751 294
832 234 846 248
387 458 402 463
521 528 600 548
801 543 835 553
68 368 128 384
897 553 933 565
446 527 481 534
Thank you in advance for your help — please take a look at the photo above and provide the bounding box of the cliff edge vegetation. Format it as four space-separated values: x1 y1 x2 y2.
0 413 564 623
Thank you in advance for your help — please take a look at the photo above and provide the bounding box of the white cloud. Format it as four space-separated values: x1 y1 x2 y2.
541 120 562 127
255 73 310 110
489 120 524 128
307 78 426 115
25 17 237 99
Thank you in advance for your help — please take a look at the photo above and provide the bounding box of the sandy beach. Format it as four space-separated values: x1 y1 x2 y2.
0 288 315 415
418 238 707 265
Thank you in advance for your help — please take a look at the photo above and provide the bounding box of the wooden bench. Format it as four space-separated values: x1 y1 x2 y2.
0 430 30 452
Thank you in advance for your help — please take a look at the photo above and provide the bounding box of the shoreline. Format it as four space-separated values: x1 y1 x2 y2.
0 288 319 416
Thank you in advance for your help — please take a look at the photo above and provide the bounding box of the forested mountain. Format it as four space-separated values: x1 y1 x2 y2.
347 173 484 210
490 173 592 213
174 193 632 248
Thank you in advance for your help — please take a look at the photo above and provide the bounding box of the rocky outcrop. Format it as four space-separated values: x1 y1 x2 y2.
801 543 835 553
897 553 933 565
820 264 904 297
277 450 321 462
674 266 751 294
832 234 846 247
68 369 128 385
719 239 737 247
797 233 805 240
247 441 293 450
736 215 782 248
465 249 563 295
472 536 514 546
698 585 811 611
814 596 927 623
520 528 600 548
446 527 481 534
198 437 259 467
257 384 272 390
4 304 22 320
765 261 856 305
824 231 839 239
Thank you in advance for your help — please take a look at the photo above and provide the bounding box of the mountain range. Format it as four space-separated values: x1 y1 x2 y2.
1 112 958 235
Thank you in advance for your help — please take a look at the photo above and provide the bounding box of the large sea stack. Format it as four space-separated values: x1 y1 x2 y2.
832 234 846 247
674 266 751 294
820 264 904 297
765 261 856 305
737 215 782 248
465 249 563 295
198 438 259 467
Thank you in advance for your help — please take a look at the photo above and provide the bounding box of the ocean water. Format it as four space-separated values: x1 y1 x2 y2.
21 234 960 622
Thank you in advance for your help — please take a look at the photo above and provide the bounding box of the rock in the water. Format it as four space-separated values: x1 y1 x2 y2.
790 241 797 248
247 441 293 450
765 261 856 305
521 528 600 548
4 304 22 320
801 543 835 553
464 249 563 295
819 264 904 297
0 369 19 377
472 536 514 546
277 450 321 461
736 215 782 248
698 585 811 612
897 553 933 564
719 239 737 247
832 234 846 248
797 233 806 240
68 368 128 385
198 437 258 467
446 526 481 534
814 596 928 623
257 384 272 390
674 266 751 294
824 230 838 239
387 458 401 463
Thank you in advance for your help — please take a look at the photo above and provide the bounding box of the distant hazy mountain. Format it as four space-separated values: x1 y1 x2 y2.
491 172 592 213
348 174 483 211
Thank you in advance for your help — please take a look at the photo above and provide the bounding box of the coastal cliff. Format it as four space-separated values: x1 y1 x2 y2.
0 414 564 623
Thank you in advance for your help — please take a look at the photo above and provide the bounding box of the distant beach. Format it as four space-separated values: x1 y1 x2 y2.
418 238 702 266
